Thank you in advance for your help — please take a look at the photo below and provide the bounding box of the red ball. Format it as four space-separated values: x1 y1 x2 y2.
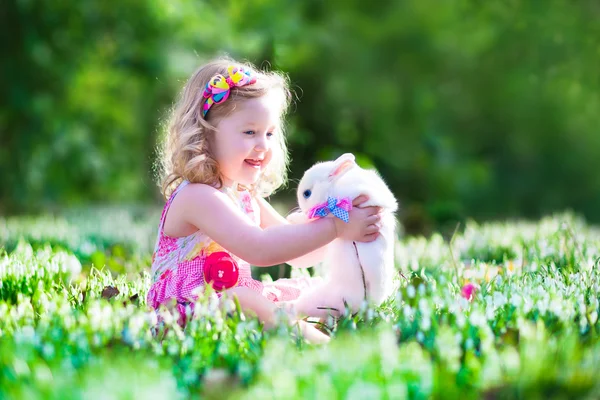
203 251 240 291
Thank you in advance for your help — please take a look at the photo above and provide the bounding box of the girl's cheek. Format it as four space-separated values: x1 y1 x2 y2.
263 154 272 168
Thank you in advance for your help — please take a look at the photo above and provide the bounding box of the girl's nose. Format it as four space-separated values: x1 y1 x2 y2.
254 135 269 152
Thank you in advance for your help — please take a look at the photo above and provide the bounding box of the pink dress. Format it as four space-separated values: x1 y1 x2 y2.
147 180 319 324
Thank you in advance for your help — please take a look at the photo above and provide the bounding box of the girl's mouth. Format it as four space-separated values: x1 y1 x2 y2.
244 159 262 168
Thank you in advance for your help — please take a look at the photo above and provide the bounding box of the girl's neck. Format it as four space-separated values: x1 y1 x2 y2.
221 179 245 192
219 175 236 190
220 174 252 193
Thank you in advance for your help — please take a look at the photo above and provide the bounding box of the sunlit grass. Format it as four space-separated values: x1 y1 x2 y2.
1 211 599 399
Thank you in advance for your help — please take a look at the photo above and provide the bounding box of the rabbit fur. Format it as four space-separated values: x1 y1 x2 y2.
286 153 398 319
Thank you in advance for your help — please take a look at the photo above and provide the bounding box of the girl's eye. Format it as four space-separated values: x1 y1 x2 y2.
303 189 312 199
267 132 274 137
244 130 255 135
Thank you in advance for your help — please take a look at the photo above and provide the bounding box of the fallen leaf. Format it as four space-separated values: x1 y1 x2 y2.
101 286 120 300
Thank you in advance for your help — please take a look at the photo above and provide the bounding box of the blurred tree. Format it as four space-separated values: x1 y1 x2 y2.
2 0 600 235
1 0 172 212
266 0 600 233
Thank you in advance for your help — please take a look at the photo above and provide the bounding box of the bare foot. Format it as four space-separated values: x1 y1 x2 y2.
292 319 330 344
275 301 330 344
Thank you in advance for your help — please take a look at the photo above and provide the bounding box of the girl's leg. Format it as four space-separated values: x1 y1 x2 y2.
223 287 330 344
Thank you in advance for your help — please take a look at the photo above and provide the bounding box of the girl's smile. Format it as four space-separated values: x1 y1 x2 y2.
211 93 283 188
244 158 264 168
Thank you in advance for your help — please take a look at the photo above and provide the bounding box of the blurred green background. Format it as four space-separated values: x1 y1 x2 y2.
2 0 600 235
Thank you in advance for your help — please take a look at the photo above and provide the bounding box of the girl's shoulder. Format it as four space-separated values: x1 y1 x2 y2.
162 182 220 238
177 181 221 197
171 181 255 220
172 182 224 210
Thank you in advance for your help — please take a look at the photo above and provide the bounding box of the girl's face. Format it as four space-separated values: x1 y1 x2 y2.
211 93 281 189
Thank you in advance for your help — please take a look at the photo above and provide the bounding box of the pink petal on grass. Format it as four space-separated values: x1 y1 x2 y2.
461 282 478 301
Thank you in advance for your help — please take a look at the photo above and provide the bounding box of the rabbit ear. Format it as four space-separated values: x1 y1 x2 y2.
329 153 356 181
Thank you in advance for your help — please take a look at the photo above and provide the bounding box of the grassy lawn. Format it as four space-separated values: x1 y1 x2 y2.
1 209 599 399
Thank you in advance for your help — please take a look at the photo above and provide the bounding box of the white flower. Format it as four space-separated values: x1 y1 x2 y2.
579 315 588 332
416 331 425 342
523 298 533 314
578 298 587 315
486 306 495 320
455 332 463 345
455 313 466 329
421 316 431 331
589 311 598 325
395 290 403 304
469 310 486 327
346 381 382 400
510 293 522 308
493 292 507 309
464 338 474 350
418 298 430 315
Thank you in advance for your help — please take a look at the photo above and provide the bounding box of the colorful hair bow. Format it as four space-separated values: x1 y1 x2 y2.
307 196 353 223
202 66 256 117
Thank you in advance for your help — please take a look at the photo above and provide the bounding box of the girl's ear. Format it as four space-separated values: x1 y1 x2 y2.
328 153 356 181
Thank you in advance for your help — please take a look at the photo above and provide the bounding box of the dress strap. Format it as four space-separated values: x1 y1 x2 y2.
155 180 190 241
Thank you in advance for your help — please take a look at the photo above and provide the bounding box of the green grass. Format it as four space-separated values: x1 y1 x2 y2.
1 210 599 399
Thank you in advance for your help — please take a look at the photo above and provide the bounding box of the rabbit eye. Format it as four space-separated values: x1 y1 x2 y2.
303 189 312 199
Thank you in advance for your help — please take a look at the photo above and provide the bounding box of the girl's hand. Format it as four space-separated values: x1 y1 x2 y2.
286 211 307 224
334 195 382 242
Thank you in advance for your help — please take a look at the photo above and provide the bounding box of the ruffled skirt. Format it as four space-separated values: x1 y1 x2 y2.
147 261 321 326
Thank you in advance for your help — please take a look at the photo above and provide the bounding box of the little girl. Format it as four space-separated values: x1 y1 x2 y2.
147 57 381 342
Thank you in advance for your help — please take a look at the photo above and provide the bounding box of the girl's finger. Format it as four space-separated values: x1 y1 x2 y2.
367 206 381 216
367 214 381 224
363 232 380 242
366 224 379 234
352 195 369 207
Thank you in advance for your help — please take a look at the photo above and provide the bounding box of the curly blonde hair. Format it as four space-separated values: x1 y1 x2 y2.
156 56 292 199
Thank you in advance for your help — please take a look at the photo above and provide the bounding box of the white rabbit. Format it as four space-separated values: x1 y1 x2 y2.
286 153 399 319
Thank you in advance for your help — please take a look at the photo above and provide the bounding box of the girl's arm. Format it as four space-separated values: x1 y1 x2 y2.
255 196 328 268
173 184 379 267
